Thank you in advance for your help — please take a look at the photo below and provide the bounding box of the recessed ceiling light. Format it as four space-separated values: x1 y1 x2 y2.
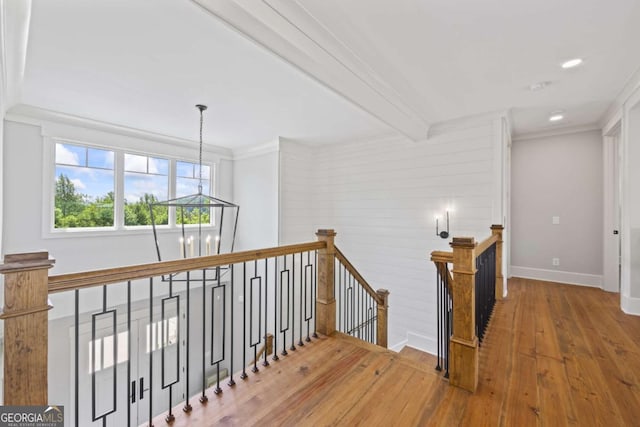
549 111 565 122
561 58 583 69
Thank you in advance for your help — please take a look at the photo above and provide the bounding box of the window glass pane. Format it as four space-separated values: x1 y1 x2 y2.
124 153 147 173
54 143 115 229
176 161 194 178
124 154 169 226
88 148 114 169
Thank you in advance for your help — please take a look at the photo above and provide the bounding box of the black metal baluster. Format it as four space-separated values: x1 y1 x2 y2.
250 260 261 373
305 252 312 342
264 259 270 366
298 252 304 347
200 268 208 403
281 255 289 356
436 269 441 372
229 265 236 386
313 251 318 339
148 278 154 425
273 257 279 362
290 254 296 352
163 276 177 423
74 290 79 427
241 262 248 379
210 265 224 394
183 271 192 412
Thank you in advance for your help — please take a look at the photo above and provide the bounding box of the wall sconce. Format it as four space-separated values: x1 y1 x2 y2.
436 211 450 239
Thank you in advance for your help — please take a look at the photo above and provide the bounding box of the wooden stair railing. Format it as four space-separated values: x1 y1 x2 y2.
430 224 504 392
0 228 389 422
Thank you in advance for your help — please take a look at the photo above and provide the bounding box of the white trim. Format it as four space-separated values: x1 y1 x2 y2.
6 104 234 158
427 110 509 137
600 65 640 129
513 124 601 142
390 331 437 355
510 266 603 288
389 339 408 353
621 294 640 316
232 139 280 160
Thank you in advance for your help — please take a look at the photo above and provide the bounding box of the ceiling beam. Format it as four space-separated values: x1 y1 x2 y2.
192 0 429 141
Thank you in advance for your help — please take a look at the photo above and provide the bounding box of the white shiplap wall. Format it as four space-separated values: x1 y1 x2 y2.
279 139 315 244
280 118 504 351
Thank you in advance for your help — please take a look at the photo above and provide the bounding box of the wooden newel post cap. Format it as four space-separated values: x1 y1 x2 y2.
450 237 476 249
490 224 504 233
316 229 337 237
0 251 56 273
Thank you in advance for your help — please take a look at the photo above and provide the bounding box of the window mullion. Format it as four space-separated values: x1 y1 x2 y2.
169 159 177 227
114 151 125 229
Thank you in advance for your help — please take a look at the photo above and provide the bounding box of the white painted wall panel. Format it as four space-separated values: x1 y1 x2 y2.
301 123 501 350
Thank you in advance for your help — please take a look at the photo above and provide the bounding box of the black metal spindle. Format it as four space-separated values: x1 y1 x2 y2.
280 255 289 357
264 259 270 366
74 290 79 427
241 262 248 379
127 282 131 427
436 269 441 372
298 252 304 347
229 264 236 386
273 256 279 362
313 251 318 339
200 268 208 402
290 254 296 352
148 278 154 425
184 271 192 413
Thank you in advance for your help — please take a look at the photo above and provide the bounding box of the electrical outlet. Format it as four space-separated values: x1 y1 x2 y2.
552 258 560 266
238 295 244 303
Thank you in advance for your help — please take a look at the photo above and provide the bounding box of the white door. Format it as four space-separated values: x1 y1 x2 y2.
72 300 185 427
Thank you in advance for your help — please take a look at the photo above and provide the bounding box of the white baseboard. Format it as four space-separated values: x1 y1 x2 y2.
389 339 408 352
622 294 640 316
390 332 437 355
510 266 603 288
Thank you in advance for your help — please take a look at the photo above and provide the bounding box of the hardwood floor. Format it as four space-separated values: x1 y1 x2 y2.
152 278 640 426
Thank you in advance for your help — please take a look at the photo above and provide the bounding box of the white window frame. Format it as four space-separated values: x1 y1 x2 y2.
43 137 216 237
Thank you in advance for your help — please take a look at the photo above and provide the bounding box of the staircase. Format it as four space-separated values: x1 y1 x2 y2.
151 332 445 426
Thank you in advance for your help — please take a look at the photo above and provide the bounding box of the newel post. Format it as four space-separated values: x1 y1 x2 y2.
449 237 478 392
316 229 337 336
376 289 389 348
0 252 55 405
491 224 505 300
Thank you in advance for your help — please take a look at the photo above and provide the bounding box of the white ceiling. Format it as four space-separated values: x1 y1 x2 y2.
12 0 640 146
18 0 393 148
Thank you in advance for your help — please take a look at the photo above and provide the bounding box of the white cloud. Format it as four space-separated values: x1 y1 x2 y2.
70 178 86 190
56 144 80 165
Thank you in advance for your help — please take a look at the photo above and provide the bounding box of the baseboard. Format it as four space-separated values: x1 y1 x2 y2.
389 339 408 352
621 294 640 316
510 266 603 288
406 332 437 355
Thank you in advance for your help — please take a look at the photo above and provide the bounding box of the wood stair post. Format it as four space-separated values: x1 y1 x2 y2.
0 252 55 405
316 229 337 336
449 237 479 392
491 224 505 300
376 288 389 348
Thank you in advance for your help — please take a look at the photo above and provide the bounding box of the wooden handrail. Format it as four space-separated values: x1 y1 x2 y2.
48 241 325 294
430 250 453 264
475 234 499 257
334 246 382 305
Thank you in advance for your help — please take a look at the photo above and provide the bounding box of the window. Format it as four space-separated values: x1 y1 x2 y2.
50 141 214 232
88 331 129 374
146 317 178 353
176 161 211 225
124 154 169 226
54 143 115 228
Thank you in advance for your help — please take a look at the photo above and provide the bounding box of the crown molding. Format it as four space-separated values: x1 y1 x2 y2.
5 104 234 158
232 139 280 160
428 110 509 138
191 0 429 141
0 0 31 112
599 64 640 129
513 123 601 142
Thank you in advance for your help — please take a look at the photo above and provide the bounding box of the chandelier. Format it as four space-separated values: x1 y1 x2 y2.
149 104 239 281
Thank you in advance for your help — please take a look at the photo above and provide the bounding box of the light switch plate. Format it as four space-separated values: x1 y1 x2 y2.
552 216 560 225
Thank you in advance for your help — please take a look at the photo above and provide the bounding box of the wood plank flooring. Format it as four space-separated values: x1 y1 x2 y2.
151 278 640 426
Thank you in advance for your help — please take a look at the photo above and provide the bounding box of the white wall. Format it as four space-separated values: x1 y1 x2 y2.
232 148 279 250
278 139 315 244
627 103 640 299
305 117 506 351
511 130 603 287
